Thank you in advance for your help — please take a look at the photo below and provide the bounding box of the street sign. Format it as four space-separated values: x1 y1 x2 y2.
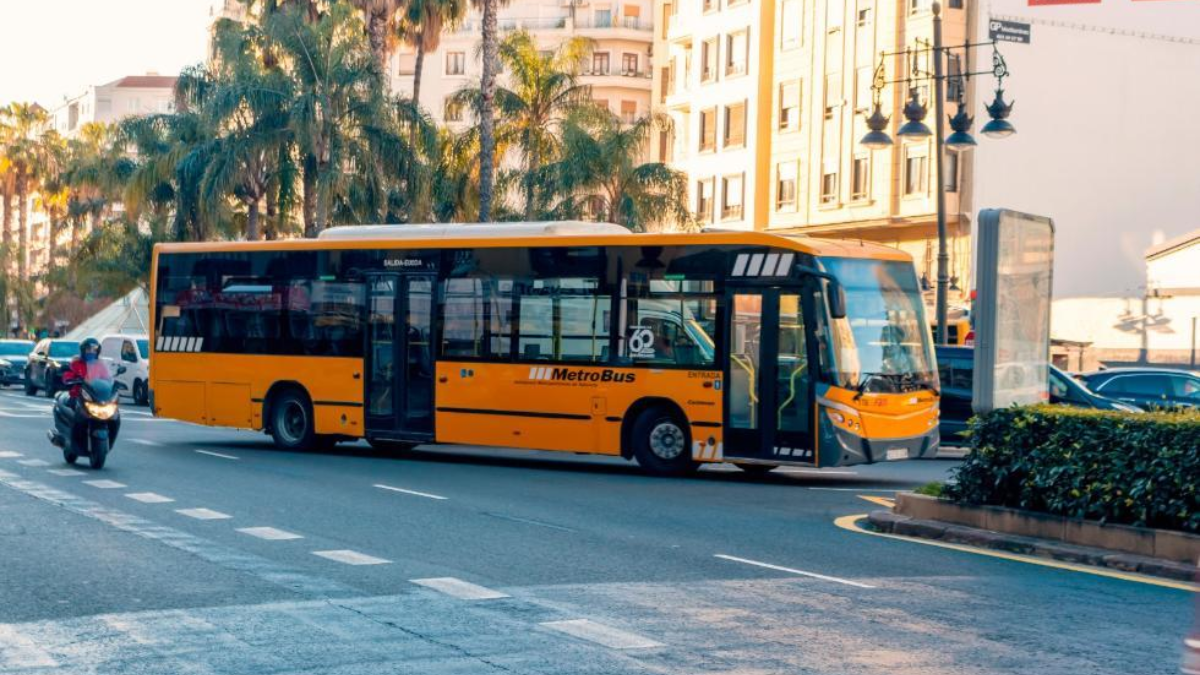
972 209 1055 413
989 19 1032 44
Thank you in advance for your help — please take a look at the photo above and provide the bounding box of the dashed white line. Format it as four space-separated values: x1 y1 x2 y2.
82 480 127 489
312 550 391 565
175 508 232 520
540 620 663 649
411 577 510 600
373 483 447 501
777 468 859 476
125 492 175 504
16 459 50 467
237 527 303 541
129 439 162 447
0 451 23 458
195 449 239 460
47 469 86 477
713 554 877 589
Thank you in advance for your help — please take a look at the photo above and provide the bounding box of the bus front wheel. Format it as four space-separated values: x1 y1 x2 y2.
269 389 317 452
631 407 698 477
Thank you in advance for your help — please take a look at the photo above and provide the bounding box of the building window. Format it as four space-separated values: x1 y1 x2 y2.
946 54 963 102
723 101 746 148
592 52 611 75
696 179 714 222
854 66 872 113
726 30 749 76
701 38 718 83
660 66 672 103
779 81 800 131
850 156 870 201
620 100 638 124
827 0 843 30
128 98 140 112
594 98 609 113
945 151 959 193
594 9 613 26
905 146 929 195
703 0 717 12
820 166 838 205
948 0 963 8
446 51 465 76
781 0 801 48
823 73 841 119
722 174 744 220
856 5 871 26
622 53 639 75
699 107 717 151
398 53 416 75
776 162 797 210
622 4 641 28
444 98 464 122
910 0 925 14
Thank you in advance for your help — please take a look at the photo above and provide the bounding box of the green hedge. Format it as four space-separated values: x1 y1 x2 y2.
944 405 1200 533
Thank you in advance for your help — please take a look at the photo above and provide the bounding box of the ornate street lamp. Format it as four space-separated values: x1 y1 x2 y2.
896 88 932 139
861 104 893 150
945 103 977 152
981 88 1016 139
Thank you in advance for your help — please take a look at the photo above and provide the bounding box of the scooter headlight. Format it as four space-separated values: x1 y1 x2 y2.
84 401 118 420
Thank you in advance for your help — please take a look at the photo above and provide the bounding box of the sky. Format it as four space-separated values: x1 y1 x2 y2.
0 0 215 108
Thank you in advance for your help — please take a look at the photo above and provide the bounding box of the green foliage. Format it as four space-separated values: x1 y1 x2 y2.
945 405 1200 533
913 481 944 498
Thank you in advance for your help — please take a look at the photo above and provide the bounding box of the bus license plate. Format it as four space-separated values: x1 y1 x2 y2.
885 448 907 461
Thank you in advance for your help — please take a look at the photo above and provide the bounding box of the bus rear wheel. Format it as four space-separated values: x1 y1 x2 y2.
269 389 317 452
631 407 697 477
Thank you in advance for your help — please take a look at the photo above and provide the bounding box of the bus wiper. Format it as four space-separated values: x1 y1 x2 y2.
853 373 886 401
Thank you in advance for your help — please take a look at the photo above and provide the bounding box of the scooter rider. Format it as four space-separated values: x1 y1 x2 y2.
65 338 109 401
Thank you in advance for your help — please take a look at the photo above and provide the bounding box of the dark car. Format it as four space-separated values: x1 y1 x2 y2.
0 339 35 387
24 339 81 398
935 346 1140 442
1077 367 1200 410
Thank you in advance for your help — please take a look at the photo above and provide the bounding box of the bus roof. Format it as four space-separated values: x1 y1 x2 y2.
154 223 911 263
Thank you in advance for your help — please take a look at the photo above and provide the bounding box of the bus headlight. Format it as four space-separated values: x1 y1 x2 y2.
826 408 862 432
84 401 118 420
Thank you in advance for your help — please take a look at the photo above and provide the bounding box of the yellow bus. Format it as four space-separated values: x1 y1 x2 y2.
149 222 940 475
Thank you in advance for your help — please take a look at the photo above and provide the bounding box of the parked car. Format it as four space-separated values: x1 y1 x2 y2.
99 334 151 406
24 339 81 398
935 346 1140 442
1077 367 1200 410
0 339 35 387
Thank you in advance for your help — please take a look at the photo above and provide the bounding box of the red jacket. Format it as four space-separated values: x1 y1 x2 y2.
65 357 108 398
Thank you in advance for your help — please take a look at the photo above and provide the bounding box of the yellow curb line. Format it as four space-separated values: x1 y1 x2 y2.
834 513 1200 594
858 495 896 508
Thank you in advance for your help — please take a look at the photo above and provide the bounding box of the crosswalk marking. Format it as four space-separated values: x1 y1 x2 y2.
47 469 86 476
0 451 23 458
17 459 50 467
175 508 232 520
238 527 303 541
540 620 663 649
411 577 509 600
126 492 175 504
312 550 390 566
83 479 127 489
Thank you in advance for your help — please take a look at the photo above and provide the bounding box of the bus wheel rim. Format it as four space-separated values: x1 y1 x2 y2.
280 401 306 443
649 421 685 460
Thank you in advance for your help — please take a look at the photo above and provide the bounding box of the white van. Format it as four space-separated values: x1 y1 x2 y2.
99 334 151 405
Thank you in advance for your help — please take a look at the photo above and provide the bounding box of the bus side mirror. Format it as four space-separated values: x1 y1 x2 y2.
828 283 847 319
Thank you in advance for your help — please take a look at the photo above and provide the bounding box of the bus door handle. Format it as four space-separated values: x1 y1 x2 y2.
353 372 361 380
438 376 449 383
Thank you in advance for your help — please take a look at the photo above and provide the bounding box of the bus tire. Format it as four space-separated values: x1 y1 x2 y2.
631 407 697 477
268 389 317 452
734 463 778 476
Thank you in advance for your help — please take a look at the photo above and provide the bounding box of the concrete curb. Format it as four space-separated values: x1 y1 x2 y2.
866 510 1200 583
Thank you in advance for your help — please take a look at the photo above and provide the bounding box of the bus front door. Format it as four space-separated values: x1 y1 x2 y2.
724 288 814 464
365 274 435 440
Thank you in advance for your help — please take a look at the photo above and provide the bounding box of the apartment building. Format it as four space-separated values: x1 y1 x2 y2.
389 0 655 129
50 75 177 139
654 0 972 291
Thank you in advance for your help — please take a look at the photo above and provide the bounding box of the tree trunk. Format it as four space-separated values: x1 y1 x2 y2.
477 0 499 222
524 144 539 220
47 213 57 274
413 38 427 113
315 176 332 234
265 195 278 241
1 181 12 254
246 197 261 241
302 155 318 237
368 10 390 79
15 173 28 281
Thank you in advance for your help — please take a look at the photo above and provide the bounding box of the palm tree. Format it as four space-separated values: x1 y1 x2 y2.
5 102 50 281
540 112 691 231
0 108 15 270
34 131 69 274
349 0 406 77
401 0 465 109
470 0 504 222
456 31 592 219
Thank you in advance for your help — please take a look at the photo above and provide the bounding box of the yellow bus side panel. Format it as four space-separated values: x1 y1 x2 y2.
435 362 724 458
152 353 364 435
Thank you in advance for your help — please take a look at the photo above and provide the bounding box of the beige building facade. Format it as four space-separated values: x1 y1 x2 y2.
51 75 177 139
653 0 974 302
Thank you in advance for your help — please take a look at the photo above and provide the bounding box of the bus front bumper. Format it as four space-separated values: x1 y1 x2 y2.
825 423 940 466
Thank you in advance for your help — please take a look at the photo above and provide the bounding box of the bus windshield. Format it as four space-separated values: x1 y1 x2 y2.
819 257 936 394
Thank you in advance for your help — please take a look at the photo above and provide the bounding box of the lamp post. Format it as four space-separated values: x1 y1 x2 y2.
859 2 1014 345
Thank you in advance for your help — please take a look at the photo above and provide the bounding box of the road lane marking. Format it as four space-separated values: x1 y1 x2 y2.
411 577 510 600
483 512 575 532
176 508 232 520
373 483 447 501
713 554 877 589
833 514 1200 593
47 469 86 477
859 495 896 508
16 459 50 467
809 487 902 493
312 550 391 565
83 480 127 489
0 625 59 668
129 439 162 446
0 451 23 458
0 411 41 418
195 449 239 460
238 527 303 541
540 620 663 649
126 492 175 504
777 468 859 476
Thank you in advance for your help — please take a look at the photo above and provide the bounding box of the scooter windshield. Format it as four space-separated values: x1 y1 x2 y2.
81 361 116 400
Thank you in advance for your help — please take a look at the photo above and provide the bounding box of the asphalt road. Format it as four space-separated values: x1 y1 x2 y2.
0 387 1192 675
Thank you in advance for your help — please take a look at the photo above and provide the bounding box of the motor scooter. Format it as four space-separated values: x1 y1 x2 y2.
48 363 123 469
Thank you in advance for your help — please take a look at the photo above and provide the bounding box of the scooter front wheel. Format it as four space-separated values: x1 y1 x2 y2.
89 436 108 470
63 447 78 465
